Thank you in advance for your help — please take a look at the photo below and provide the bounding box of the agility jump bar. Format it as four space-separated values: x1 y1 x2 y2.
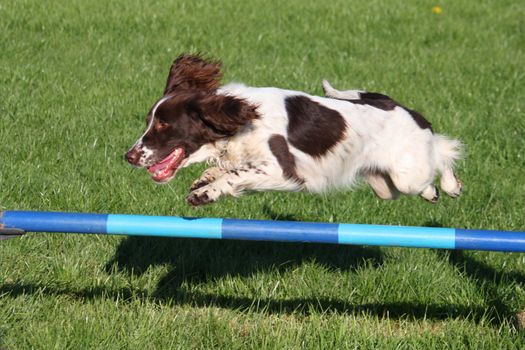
1 210 524 252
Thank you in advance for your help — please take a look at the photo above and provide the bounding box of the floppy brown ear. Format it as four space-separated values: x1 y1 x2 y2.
164 54 223 95
188 94 260 137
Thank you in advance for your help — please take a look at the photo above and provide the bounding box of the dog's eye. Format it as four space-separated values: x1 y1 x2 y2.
155 120 169 131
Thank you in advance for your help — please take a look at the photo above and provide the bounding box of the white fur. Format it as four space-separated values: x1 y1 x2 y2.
132 95 171 166
183 81 462 204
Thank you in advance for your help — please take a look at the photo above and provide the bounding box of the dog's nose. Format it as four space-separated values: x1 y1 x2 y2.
125 149 141 165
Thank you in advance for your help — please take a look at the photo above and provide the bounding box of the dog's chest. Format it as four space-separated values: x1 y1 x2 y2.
216 124 275 170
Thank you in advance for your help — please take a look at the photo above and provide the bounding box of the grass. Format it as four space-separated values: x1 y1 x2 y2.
0 0 524 348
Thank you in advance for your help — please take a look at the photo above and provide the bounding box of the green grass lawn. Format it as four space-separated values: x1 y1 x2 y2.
1 0 524 348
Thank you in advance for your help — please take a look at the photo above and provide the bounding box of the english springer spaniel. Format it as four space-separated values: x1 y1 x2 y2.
126 54 463 206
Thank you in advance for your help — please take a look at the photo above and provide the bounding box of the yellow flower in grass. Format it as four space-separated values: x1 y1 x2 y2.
432 6 443 14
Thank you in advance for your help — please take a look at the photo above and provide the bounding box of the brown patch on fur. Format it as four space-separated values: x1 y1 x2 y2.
268 134 304 183
164 54 223 94
186 191 213 206
189 180 210 192
331 92 433 132
285 95 347 157
349 92 398 110
195 93 260 136
405 108 433 131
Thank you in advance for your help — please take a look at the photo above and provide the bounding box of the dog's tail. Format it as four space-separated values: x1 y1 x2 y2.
433 134 463 174
321 79 363 100
321 79 341 98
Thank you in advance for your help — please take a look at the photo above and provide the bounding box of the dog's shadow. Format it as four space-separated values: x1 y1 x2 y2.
100 216 524 326
110 204 375 282
106 234 383 298
105 206 382 300
3 214 522 326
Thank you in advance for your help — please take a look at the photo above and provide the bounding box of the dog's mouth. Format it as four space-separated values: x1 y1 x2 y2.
147 147 186 183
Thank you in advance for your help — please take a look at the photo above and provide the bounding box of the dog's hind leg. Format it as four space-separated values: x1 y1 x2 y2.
420 184 440 203
365 171 400 200
389 168 439 203
434 134 463 197
440 167 462 197
387 152 438 202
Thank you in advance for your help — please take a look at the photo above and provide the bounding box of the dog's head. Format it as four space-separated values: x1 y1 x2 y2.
125 54 258 183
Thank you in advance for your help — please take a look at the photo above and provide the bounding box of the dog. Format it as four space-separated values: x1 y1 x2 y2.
126 54 463 206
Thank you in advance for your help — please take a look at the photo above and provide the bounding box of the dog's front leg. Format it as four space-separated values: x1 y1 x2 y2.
186 162 303 206
189 167 227 192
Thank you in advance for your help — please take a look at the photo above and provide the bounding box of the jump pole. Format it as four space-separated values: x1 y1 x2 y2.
1 210 525 252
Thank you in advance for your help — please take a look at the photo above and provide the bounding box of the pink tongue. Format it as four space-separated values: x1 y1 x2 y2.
147 148 183 175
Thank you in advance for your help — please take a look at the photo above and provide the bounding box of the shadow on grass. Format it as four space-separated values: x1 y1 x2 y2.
2 240 523 326
0 281 497 323
105 236 383 285
102 217 524 326
104 205 382 285
439 249 525 327
2 219 523 327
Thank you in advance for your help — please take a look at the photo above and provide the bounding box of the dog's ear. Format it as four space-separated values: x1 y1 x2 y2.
164 54 223 95
187 93 259 137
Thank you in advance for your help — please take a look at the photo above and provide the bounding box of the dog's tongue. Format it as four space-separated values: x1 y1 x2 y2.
147 147 185 182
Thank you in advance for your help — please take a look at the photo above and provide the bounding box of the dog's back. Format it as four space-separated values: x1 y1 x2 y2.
217 82 462 200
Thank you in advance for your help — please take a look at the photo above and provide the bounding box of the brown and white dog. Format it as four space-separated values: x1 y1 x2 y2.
126 54 462 206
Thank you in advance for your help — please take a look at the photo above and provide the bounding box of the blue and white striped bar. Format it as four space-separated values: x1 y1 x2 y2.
1 210 524 252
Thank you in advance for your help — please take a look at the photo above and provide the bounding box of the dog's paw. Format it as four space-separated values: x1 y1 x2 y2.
427 187 440 204
189 179 210 192
441 175 463 198
446 179 463 198
421 185 439 203
187 191 212 206
186 187 219 206
189 168 223 192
